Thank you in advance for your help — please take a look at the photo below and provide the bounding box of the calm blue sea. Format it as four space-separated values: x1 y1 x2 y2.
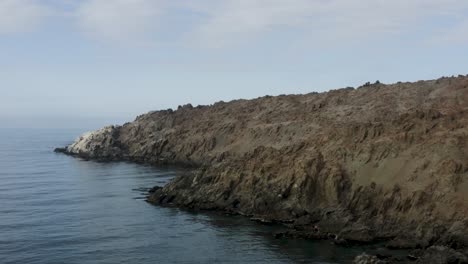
0 128 391 264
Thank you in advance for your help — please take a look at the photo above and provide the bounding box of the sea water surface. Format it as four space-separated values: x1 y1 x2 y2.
0 128 391 264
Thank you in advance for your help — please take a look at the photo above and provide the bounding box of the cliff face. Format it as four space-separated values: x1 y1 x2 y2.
60 76 468 255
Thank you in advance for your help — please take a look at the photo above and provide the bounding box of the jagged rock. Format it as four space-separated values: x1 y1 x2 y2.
353 253 387 264
65 125 123 160
416 246 468 264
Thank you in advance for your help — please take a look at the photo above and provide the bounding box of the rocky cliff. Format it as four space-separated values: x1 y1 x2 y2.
57 75 468 263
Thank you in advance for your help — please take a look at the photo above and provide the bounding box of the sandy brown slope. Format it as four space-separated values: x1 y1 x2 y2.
58 75 468 262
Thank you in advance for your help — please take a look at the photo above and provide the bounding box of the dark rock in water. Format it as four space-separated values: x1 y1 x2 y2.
334 238 349 246
353 253 387 264
56 75 468 261
416 246 468 264
54 147 67 153
406 254 418 261
353 253 405 264
148 186 163 193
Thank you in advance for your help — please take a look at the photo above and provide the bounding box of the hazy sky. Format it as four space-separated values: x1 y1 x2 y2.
1 0 468 128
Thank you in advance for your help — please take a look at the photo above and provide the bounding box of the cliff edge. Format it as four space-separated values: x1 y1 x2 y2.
57 75 468 262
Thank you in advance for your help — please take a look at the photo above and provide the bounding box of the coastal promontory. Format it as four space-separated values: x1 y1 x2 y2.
57 75 468 263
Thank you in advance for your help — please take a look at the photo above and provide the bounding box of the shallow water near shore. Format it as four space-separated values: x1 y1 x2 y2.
0 128 405 264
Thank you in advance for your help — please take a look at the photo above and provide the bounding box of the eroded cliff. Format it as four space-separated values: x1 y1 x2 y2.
58 75 468 262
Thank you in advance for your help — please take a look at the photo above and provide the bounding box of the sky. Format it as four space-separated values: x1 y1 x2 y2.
1 0 468 129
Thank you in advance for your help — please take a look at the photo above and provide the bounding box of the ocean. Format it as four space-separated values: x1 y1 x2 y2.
0 128 390 264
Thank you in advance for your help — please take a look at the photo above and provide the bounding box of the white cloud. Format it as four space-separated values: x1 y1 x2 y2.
188 0 468 47
1 0 468 47
0 0 50 34
76 0 163 43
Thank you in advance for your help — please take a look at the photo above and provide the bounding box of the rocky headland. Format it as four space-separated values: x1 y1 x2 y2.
56 75 468 263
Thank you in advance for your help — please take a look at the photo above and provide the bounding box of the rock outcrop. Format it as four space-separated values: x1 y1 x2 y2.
57 75 468 262
56 125 123 160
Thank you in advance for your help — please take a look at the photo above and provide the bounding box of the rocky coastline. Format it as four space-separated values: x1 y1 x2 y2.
56 75 468 263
